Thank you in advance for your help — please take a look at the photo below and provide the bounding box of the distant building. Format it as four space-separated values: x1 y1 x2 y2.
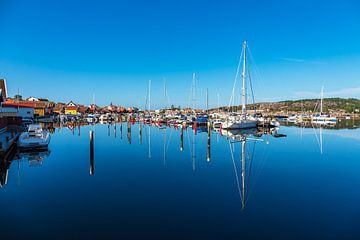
53 103 66 114
26 97 40 102
33 101 52 116
67 101 76 107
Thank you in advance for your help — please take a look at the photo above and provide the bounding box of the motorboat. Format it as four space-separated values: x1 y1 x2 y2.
18 124 51 149
86 114 97 123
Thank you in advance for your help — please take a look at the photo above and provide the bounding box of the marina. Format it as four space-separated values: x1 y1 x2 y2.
1 0 360 238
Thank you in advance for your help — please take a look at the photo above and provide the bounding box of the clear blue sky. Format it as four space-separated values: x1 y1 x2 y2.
1 0 360 109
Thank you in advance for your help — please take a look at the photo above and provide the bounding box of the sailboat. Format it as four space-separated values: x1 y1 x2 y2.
312 86 337 124
222 41 257 130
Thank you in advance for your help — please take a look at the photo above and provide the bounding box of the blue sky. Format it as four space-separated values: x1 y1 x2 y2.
0 0 360 108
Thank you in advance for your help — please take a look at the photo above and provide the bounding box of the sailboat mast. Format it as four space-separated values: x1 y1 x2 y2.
242 41 247 119
148 80 151 112
192 73 196 111
206 88 209 113
320 86 324 114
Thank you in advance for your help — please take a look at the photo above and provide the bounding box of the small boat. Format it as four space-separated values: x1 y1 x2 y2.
18 124 51 149
86 114 97 123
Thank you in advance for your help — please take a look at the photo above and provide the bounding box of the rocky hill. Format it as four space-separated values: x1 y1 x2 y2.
213 98 360 113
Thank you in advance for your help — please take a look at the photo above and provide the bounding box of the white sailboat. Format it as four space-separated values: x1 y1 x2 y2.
222 41 257 129
312 86 337 124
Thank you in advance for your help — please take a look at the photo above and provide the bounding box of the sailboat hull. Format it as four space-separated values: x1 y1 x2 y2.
222 120 257 129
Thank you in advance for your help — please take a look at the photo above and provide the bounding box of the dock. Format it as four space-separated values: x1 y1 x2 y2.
0 128 20 159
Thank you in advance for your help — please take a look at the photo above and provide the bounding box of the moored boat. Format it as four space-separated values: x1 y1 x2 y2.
222 41 257 130
18 124 51 149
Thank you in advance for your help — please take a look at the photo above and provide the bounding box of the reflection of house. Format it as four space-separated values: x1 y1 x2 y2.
65 101 78 115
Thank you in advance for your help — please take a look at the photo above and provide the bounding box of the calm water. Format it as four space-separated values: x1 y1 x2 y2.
1 122 360 239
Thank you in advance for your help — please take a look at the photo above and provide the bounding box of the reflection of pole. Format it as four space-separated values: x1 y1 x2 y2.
127 122 131 144
207 122 211 162
320 126 323 155
108 124 110 136
148 126 151 159
120 121 123 139
192 128 196 171
114 123 117 139
78 124 80 136
90 130 94 176
241 139 246 210
139 122 142 145
163 128 166 165
180 126 184 151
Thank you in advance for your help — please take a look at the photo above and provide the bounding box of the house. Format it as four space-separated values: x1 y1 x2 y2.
0 102 35 119
26 97 39 102
65 101 78 115
77 105 88 114
53 103 66 114
33 101 52 116
88 104 100 113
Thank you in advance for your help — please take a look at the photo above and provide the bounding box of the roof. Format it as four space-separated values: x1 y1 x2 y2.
67 101 76 107
1 102 34 108
66 106 78 110
33 101 51 108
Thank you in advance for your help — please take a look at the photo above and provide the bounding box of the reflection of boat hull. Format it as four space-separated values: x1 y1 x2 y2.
18 149 51 166
222 128 258 138
312 120 336 126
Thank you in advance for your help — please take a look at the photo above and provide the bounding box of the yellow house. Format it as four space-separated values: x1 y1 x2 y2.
33 101 51 116
65 101 78 115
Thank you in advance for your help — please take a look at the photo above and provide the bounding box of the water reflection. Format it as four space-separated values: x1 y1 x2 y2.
0 149 51 188
90 129 94 176
226 128 262 210
2 121 360 239
15 150 51 167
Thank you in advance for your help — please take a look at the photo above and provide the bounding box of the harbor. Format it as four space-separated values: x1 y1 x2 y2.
1 0 360 238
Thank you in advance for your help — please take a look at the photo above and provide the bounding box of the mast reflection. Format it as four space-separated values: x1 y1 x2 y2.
90 129 94 176
225 128 259 210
